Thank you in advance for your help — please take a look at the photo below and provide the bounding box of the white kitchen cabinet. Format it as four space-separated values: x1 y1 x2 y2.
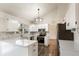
65 4 76 30
37 24 48 31
29 24 38 32
74 4 79 51
28 42 38 56
7 19 20 32
29 24 48 32
0 39 38 56
0 12 20 32
0 17 7 32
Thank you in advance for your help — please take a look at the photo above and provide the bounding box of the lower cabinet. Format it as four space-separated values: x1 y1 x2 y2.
1 42 38 56
28 42 38 56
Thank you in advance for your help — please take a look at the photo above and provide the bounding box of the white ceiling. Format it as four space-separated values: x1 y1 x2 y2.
0 3 69 22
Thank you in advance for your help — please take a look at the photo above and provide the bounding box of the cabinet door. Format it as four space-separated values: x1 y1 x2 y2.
37 24 48 31
65 4 76 30
0 18 7 32
28 42 38 56
29 25 38 32
7 19 20 32
32 42 38 56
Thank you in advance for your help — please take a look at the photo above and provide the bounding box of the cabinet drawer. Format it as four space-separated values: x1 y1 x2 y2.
32 50 38 56
32 42 38 47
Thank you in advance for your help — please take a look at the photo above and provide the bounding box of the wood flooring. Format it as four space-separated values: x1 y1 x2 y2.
38 39 60 56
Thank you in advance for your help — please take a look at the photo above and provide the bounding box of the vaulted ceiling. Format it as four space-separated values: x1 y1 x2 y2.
0 3 69 23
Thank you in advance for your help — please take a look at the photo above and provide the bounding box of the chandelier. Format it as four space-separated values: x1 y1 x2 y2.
34 8 43 23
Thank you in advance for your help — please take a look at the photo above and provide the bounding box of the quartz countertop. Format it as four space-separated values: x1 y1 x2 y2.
0 39 38 56
0 39 37 47
16 39 37 47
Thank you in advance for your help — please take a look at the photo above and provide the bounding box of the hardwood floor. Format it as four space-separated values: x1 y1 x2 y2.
38 39 60 56
48 39 60 56
38 43 48 56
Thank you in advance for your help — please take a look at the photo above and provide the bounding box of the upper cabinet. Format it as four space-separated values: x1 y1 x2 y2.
0 17 7 32
29 23 48 32
37 24 48 31
0 12 8 32
64 4 77 30
29 24 37 32
0 12 20 32
7 19 20 32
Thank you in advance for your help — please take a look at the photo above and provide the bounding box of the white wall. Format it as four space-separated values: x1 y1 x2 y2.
43 10 57 39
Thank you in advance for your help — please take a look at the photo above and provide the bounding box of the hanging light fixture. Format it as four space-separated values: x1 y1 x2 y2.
34 8 43 23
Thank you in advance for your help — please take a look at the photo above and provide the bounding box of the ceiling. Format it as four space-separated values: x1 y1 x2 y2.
0 3 69 22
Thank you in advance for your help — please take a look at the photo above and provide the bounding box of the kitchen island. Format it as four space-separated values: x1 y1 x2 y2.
0 39 38 56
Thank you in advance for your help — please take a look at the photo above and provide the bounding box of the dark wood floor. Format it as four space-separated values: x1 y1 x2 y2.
38 39 60 56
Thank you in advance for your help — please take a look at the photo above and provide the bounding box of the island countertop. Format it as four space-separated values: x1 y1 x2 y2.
16 39 38 47
0 39 38 56
0 39 38 47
